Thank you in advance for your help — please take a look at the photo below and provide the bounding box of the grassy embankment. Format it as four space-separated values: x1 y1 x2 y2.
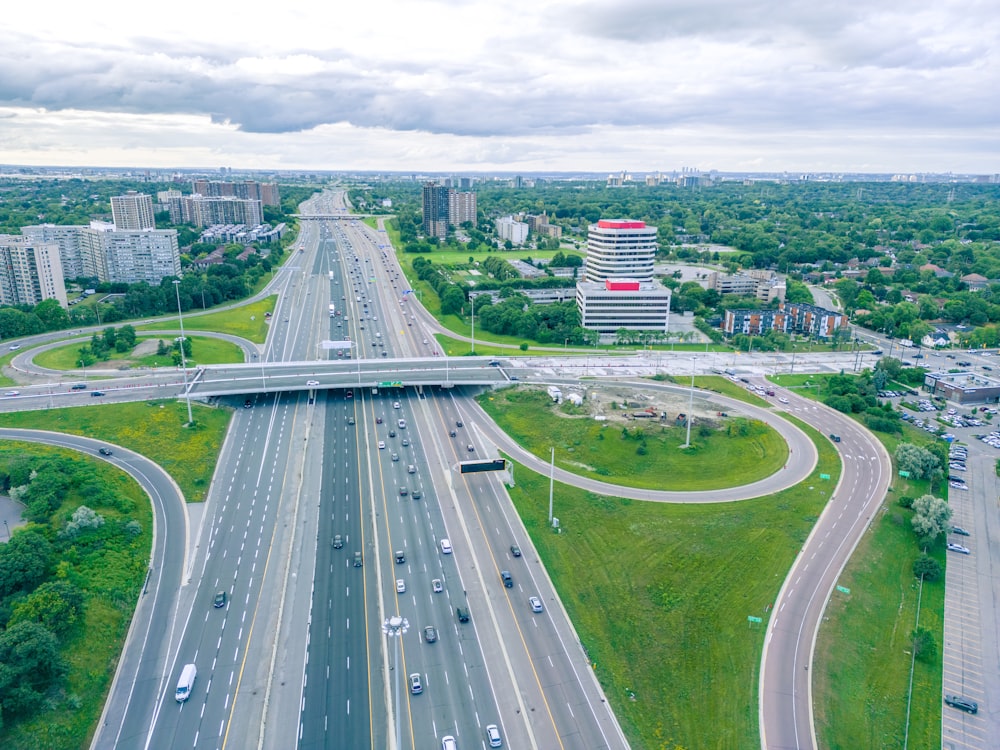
136 295 276 344
32 335 244 371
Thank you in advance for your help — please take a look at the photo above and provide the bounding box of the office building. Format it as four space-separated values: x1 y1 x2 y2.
583 219 658 282
576 279 671 334
576 219 670 335
0 235 67 307
495 216 529 246
111 191 156 231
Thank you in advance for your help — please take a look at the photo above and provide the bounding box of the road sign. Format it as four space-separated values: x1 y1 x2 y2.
747 615 763 624
836 585 851 595
898 470 910 478
460 459 507 474
819 473 831 480
379 381 403 388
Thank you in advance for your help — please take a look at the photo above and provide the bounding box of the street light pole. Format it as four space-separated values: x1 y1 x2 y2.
173 280 194 425
548 447 555 526
683 356 696 448
470 294 475 356
382 615 409 750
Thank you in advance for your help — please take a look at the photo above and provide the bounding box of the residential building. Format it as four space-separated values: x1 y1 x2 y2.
422 182 450 238
0 235 67 307
708 270 786 303
198 223 286 245
191 180 280 206
448 190 477 226
22 223 87 278
111 191 156 231
723 302 848 339
495 216 529 246
961 273 989 291
169 195 263 228
583 219 658 282
525 212 562 239
576 279 672 334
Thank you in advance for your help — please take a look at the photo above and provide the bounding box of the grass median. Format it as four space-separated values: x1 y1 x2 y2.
136 295 276 343
505 415 840 748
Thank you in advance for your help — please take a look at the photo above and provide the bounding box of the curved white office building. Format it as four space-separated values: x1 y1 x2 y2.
583 219 658 282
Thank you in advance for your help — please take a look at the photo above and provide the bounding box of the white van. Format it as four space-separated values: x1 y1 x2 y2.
175 663 197 702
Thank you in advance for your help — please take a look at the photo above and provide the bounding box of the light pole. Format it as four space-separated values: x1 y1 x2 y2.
382 615 409 750
470 294 475 356
173 280 194 425
683 356 696 448
548 447 555 525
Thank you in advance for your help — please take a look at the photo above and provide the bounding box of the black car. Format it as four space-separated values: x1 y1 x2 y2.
214 591 227 608
951 526 971 536
98 447 113 456
944 694 978 714
71 383 87 390
510 544 522 558
244 399 253 409
91 391 105 397
456 420 463 428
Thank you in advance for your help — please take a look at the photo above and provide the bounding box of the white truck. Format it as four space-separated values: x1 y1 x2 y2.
329 304 336 318
175 663 197 702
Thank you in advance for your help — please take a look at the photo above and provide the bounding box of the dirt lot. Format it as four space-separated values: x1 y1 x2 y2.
547 383 731 426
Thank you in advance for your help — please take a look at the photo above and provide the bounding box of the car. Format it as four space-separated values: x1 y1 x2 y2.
449 430 457 437
353 552 363 567
407 464 416 474
306 380 319 386
348 416 355 425
432 578 443 593
467 444 475 452
778 397 789 404
8 344 20 351
392 452 399 462
214 590 227 608
510 544 521 557
423 625 438 643
91 391 105 397
829 434 841 443
949 481 968 490
456 420 463 428
333 534 344 548
399 487 408 496
393 401 401 409
376 416 383 424
71 383 87 390
244 398 253 409
423 338 429 345
486 724 502 747
501 570 513 588
947 543 971 554
455 607 469 623
944 694 978 714
401 438 410 447
396 579 406 593
442 736 457 750
408 672 422 694
346 390 353 398
378 440 385 449
388 429 396 437
440 538 453 554
529 596 544 613
4 390 20 397
951 526 971 536
398 418 407 429
412 489 422 499
98 447 113 456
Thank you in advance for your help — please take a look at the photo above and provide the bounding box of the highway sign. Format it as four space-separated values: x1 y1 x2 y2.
460 459 507 474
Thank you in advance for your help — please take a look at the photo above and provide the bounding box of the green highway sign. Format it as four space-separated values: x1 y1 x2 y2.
379 381 403 388
747 615 763 624
819 473 831 480
898 470 910 478
836 585 851 595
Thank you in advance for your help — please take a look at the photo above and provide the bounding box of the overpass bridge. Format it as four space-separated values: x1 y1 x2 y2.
294 214 385 220
187 356 511 399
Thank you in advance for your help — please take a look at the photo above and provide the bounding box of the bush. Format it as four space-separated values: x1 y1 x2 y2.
911 627 937 664
912 554 942 582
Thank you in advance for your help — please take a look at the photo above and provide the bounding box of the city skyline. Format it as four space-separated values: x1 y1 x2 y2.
0 0 997 174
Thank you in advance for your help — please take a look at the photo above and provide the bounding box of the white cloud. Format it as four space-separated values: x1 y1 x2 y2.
0 0 996 172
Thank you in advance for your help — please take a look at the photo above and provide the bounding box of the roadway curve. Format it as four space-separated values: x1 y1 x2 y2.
469 380 819 503
0 428 189 750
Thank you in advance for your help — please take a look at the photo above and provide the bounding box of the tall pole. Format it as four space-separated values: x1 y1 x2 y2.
683 356 696 448
470 295 475 356
548 447 555 525
382 616 408 750
173 280 194 425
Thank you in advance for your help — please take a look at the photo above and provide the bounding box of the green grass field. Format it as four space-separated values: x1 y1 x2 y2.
503 416 841 748
137 295 276 343
32 335 245 370
479 387 788 490
0 401 231 502
691 375 772 406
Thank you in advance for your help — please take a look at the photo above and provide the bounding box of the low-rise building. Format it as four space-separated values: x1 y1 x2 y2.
924 370 1000 405
723 301 848 339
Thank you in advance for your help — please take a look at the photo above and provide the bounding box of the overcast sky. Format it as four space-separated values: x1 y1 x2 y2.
0 0 996 174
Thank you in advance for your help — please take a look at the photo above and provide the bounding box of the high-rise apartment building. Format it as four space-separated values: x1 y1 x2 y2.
583 219 658 282
0 235 67 307
495 216 529 246
169 195 263 228
22 222 180 285
111 191 156 231
448 190 477 226
422 183 450 238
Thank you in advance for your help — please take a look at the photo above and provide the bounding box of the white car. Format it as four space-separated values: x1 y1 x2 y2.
306 379 319 386
432 578 443 593
3 390 20 397
778 397 789 404
486 723 502 747
440 538 453 554
947 543 971 554
396 579 406 593
393 401 401 409
378 441 386 450
529 596 544 613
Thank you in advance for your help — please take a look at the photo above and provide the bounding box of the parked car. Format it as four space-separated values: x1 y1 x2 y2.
951 526 971 536
944 694 978 713
947 543 971 554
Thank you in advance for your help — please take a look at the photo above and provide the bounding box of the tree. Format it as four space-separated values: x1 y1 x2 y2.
9 580 84 636
0 526 53 598
912 554 942 582
0 621 66 718
911 627 937 664
894 443 940 480
911 494 952 542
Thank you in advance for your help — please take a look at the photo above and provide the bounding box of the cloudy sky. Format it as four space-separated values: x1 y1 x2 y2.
0 0 996 173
